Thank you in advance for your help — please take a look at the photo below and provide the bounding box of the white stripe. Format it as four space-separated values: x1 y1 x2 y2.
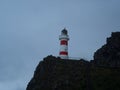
59 55 68 59
60 45 68 52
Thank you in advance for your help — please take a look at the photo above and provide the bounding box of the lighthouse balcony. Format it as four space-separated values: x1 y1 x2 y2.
59 35 69 40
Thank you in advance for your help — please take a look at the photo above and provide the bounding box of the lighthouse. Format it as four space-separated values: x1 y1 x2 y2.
59 28 69 59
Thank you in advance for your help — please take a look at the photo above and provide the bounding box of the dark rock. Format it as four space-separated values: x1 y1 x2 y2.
94 32 120 67
26 55 89 90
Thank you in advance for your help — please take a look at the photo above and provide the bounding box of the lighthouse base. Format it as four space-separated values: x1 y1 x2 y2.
59 55 68 59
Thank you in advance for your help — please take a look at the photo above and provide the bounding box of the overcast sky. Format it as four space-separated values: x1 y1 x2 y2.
0 0 120 90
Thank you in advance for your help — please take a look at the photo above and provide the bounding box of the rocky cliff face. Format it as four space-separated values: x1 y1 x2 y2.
27 56 89 90
94 32 120 67
26 32 120 90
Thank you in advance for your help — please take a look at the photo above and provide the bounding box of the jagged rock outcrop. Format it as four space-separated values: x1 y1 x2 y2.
94 32 120 67
26 55 120 90
27 56 89 90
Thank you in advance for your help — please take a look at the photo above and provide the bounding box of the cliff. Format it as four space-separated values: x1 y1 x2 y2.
26 32 120 90
94 32 120 67
27 56 89 90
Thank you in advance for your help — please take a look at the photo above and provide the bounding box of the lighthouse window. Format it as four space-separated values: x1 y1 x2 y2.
62 30 67 35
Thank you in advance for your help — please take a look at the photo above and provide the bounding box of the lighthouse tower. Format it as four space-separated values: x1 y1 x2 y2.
59 28 69 59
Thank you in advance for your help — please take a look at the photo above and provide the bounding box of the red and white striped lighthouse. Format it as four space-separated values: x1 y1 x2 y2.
59 28 69 59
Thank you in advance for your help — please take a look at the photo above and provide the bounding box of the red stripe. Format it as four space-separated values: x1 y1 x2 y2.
60 40 68 45
60 51 68 55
